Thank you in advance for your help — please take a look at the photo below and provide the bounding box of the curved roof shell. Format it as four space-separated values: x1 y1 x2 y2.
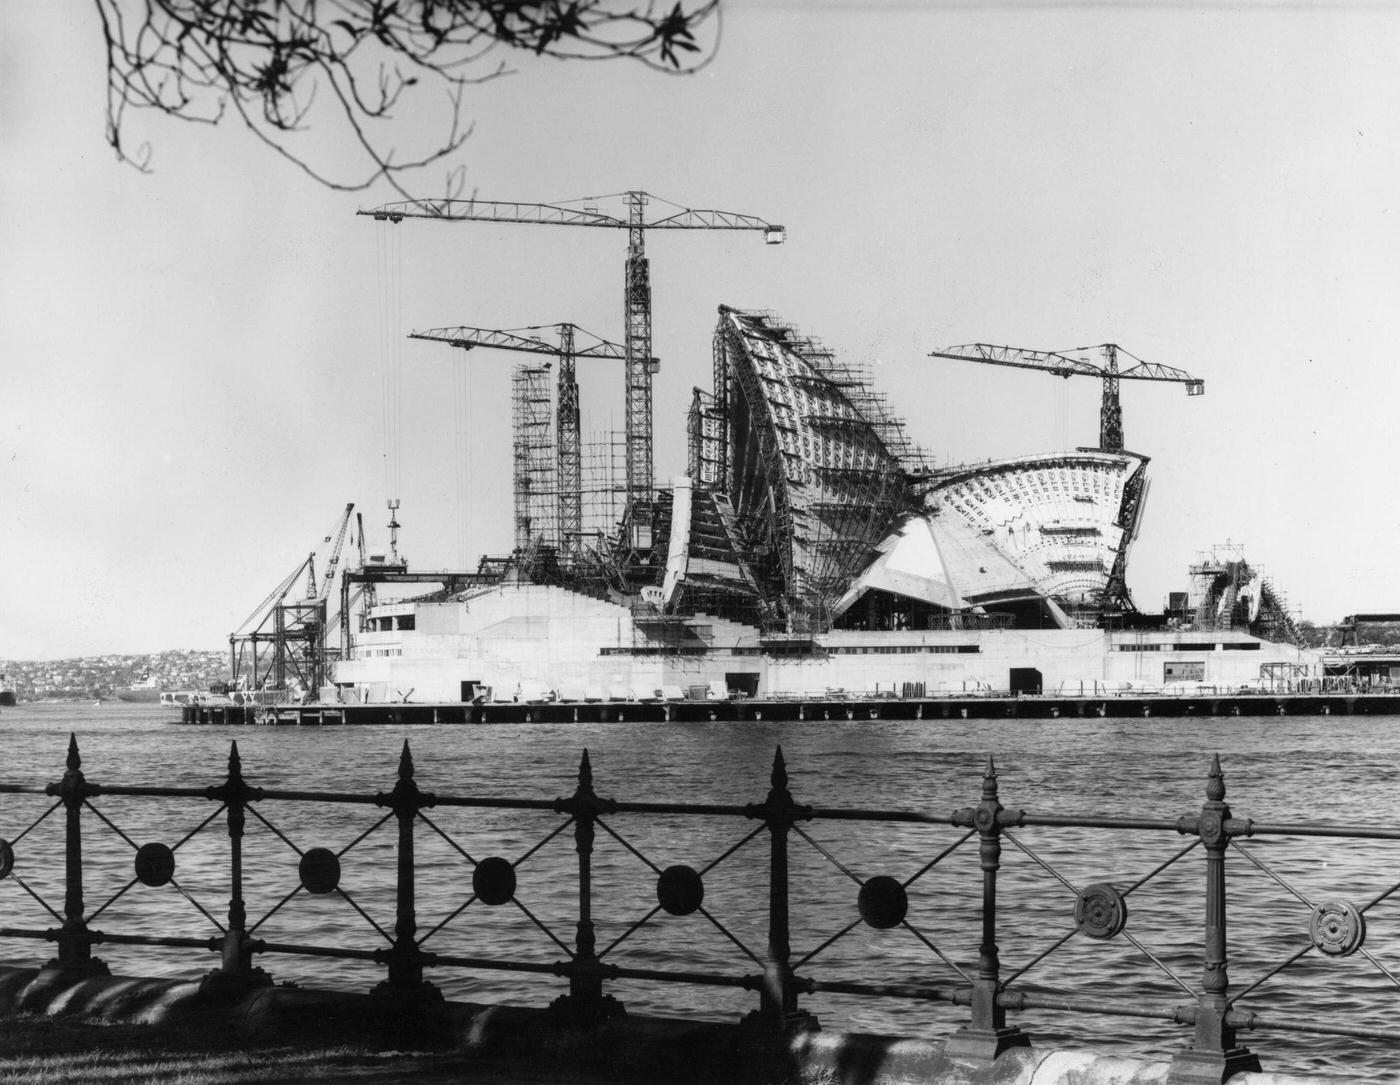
923 450 1149 613
711 307 921 626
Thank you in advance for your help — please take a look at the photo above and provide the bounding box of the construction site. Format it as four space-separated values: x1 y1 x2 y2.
217 191 1320 710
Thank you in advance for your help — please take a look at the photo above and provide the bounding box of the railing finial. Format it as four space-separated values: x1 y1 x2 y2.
66 732 81 772
228 740 243 777
772 745 789 792
398 740 415 780
981 754 998 800
579 748 593 790
1207 753 1225 802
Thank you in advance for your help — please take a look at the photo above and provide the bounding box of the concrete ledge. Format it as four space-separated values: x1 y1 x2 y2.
0 966 1346 1085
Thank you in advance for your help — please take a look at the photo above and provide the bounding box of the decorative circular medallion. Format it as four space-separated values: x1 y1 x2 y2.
299 847 341 895
1309 899 1365 957
656 864 705 916
473 856 517 906
1197 811 1223 845
134 842 175 887
858 875 908 930
1074 883 1128 939
0 839 13 880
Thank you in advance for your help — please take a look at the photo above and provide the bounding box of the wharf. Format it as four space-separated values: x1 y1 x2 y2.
179 691 1400 725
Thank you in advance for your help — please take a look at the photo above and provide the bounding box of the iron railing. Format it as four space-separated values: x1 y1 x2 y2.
0 735 1397 1082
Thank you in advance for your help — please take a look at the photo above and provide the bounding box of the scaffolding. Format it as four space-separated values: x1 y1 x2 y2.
710 307 922 632
1187 543 1302 645
577 430 626 559
687 388 726 489
511 363 555 553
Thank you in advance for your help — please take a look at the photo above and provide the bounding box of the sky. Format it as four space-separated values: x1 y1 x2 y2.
2 1 1398 660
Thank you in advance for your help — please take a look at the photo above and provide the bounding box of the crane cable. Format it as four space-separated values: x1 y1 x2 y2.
454 352 472 570
376 221 404 516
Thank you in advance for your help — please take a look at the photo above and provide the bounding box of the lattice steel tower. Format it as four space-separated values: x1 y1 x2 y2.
410 323 633 567
511 364 554 553
363 192 784 559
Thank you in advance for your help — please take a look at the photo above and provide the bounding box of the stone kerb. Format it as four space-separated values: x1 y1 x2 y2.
0 965 1352 1085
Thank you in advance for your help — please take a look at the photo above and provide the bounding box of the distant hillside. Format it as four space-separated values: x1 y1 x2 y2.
0 650 227 703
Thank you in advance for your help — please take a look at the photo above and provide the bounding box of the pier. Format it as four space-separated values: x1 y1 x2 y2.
180 690 1400 726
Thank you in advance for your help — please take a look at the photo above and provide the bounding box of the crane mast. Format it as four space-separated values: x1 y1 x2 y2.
557 323 580 563
928 342 1204 452
624 193 653 548
410 322 638 566
362 190 784 566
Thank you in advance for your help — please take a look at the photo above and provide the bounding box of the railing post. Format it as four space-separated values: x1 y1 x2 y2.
551 749 623 1024
1170 755 1260 1083
946 756 1028 1062
202 741 271 996
744 746 816 1036
41 734 107 977
372 741 443 1030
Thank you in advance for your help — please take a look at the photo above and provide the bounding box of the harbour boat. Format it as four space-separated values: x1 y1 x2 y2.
0 675 15 708
115 675 162 703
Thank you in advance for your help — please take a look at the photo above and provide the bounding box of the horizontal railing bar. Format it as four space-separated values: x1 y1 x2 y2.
419 953 561 976
1019 815 1186 831
809 978 968 1003
599 963 756 989
612 801 754 817
805 808 954 824
426 953 758 990
1003 990 1187 1023
244 939 761 993
1228 1012 1400 1042
0 927 217 953
17 778 1400 846
256 789 384 805
93 933 215 951
253 940 383 962
0 928 216 955
425 797 566 811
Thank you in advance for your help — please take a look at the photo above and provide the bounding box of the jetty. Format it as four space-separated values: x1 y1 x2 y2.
179 689 1400 726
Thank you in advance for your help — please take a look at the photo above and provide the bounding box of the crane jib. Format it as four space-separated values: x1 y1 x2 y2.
360 201 781 234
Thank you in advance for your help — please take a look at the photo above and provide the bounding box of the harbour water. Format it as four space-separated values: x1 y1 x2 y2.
0 702 1395 1080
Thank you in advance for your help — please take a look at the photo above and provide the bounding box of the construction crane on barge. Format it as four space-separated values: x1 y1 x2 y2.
409 322 640 566
360 191 785 563
928 342 1204 452
229 502 355 696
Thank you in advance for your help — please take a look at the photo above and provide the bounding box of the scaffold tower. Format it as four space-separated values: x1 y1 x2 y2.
511 363 555 553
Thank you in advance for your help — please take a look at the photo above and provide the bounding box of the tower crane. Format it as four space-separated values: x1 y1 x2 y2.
409 323 639 566
361 191 785 556
928 343 1204 452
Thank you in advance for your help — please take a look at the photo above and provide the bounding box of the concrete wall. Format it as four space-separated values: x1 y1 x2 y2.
334 585 1321 703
